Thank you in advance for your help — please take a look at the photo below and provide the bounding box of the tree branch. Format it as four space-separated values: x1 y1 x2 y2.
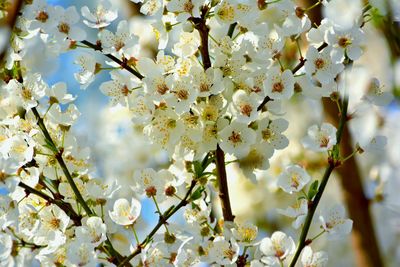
118 180 198 266
18 181 82 225
289 95 348 267
31 106 127 266
80 40 144 80
323 99 384 267
190 7 235 222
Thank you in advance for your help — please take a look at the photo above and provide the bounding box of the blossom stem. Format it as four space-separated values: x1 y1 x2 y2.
289 95 348 267
152 196 170 234
118 180 198 266
131 224 140 245
295 37 304 60
305 0 322 12
301 188 308 200
311 229 326 241
341 149 359 163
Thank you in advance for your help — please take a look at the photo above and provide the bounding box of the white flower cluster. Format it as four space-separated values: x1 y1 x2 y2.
0 0 394 266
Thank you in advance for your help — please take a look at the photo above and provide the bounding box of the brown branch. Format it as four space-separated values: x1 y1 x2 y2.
190 7 235 222
80 40 144 80
18 181 82 225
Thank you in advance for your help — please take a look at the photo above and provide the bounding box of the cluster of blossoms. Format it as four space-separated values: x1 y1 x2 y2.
0 0 395 266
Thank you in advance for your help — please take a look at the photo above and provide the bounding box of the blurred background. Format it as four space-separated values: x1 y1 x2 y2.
2 0 400 266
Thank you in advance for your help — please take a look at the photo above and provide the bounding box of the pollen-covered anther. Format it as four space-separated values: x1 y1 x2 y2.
314 58 325 69
36 11 49 22
228 131 242 144
58 22 70 34
240 104 253 117
272 82 284 93
176 89 189 100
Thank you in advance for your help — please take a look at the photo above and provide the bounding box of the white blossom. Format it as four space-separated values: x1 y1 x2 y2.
81 0 118 29
302 123 337 152
319 204 353 238
259 231 295 266
305 46 344 85
264 67 295 100
277 165 311 194
301 246 328 267
109 198 141 226
278 199 308 229
362 78 393 106
219 120 256 159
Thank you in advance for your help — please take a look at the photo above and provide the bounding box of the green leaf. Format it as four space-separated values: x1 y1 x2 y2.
308 180 319 200
190 186 205 201
44 138 57 153
193 161 203 178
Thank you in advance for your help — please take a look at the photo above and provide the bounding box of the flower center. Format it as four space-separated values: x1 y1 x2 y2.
319 135 329 147
176 89 189 100
228 131 242 144
272 82 284 93
291 174 300 189
156 83 169 95
115 40 125 52
199 82 210 92
21 88 32 100
121 85 130 96
338 37 351 48
58 22 70 34
240 104 253 117
36 11 49 22
49 218 61 230
183 1 194 13
314 58 325 69
262 128 272 141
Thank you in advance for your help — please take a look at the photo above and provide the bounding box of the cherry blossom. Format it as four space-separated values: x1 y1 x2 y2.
81 0 117 29
0 1 394 266
319 204 353 238
278 165 311 194
302 123 337 152
301 246 328 267
109 198 141 226
219 120 256 159
305 46 344 85
259 231 295 266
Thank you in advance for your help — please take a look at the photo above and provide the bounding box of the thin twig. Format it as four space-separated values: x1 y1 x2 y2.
18 181 82 225
118 180 197 266
31 107 127 266
80 40 144 80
